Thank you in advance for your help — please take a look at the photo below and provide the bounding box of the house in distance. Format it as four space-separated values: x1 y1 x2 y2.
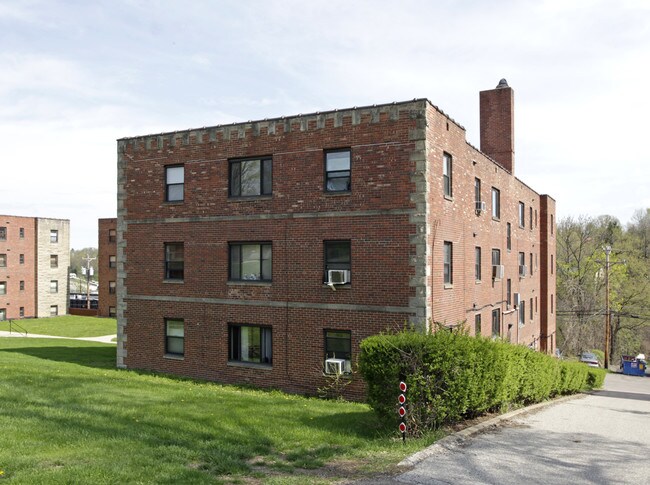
115 80 556 398
0 215 70 320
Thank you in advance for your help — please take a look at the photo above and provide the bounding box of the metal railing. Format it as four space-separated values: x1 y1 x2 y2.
8 319 28 336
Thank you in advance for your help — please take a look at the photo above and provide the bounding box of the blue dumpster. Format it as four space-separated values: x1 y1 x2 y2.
622 358 646 377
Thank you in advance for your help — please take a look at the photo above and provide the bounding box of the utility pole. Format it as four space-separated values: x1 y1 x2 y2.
601 246 626 369
82 254 96 310
604 246 611 369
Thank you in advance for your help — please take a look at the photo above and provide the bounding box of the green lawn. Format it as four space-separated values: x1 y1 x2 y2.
0 338 441 484
0 315 117 338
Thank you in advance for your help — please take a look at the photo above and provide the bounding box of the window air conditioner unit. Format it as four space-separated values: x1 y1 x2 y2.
492 265 505 280
475 201 487 212
327 269 350 285
324 358 346 375
519 265 527 277
514 293 521 307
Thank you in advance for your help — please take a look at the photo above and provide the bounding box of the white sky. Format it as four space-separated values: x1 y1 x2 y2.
1 0 649 249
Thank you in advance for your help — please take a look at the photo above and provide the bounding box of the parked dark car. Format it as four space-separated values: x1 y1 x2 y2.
579 352 600 367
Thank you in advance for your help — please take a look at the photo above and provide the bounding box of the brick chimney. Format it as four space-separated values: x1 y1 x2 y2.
480 79 515 174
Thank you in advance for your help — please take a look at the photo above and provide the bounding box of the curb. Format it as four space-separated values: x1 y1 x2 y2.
398 393 585 467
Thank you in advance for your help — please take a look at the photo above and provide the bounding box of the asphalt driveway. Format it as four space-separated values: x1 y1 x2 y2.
355 372 650 484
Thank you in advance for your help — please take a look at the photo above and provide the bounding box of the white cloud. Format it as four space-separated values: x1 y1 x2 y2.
0 0 648 247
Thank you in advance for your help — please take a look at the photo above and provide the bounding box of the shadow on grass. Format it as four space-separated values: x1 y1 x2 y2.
1 344 116 369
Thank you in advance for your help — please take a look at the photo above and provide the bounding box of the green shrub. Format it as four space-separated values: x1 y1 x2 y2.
359 328 604 436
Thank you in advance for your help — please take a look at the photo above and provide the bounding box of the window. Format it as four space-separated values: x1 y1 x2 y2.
474 314 482 336
491 309 500 337
535 296 538 314
109 281 116 294
443 152 453 197
109 306 116 317
165 243 184 280
551 215 554 234
19 307 24 318
529 207 533 230
165 319 184 356
518 252 526 276
506 223 512 251
530 298 534 320
229 243 272 281
529 253 533 276
325 149 351 192
109 255 117 268
229 325 272 365
324 240 351 282
491 188 500 219
50 305 58 317
165 165 184 202
325 330 352 373
109 229 117 242
475 178 481 206
551 294 554 314
551 254 554 274
0 254 6 267
19 227 24 239
491 249 502 280
50 280 58 293
475 247 481 281
19 281 25 291
20 254 25 264
535 210 538 228
518 202 525 228
0 227 5 240
519 300 526 326
50 255 58 268
0 281 6 295
50 230 58 243
443 241 453 285
229 157 272 197
0 309 5 321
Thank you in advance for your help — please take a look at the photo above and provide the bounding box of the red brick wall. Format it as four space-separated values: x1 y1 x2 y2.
98 218 117 317
425 104 549 348
539 195 557 353
0 216 37 319
119 102 422 399
118 95 556 398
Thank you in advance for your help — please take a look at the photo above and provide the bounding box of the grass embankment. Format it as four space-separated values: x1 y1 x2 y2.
0 338 440 484
0 316 117 338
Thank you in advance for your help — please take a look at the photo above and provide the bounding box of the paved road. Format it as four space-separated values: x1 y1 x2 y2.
357 372 650 484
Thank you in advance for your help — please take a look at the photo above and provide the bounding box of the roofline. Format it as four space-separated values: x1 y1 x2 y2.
118 97 469 141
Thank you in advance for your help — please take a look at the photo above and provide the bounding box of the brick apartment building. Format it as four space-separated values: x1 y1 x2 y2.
98 218 117 317
0 216 70 320
116 80 556 398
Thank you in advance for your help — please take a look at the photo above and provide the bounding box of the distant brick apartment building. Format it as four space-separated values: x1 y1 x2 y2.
98 218 117 317
0 216 70 320
116 80 556 397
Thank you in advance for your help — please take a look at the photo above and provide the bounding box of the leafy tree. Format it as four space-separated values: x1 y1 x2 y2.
556 211 650 364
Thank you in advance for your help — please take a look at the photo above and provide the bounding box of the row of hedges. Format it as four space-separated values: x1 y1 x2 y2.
358 328 606 436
